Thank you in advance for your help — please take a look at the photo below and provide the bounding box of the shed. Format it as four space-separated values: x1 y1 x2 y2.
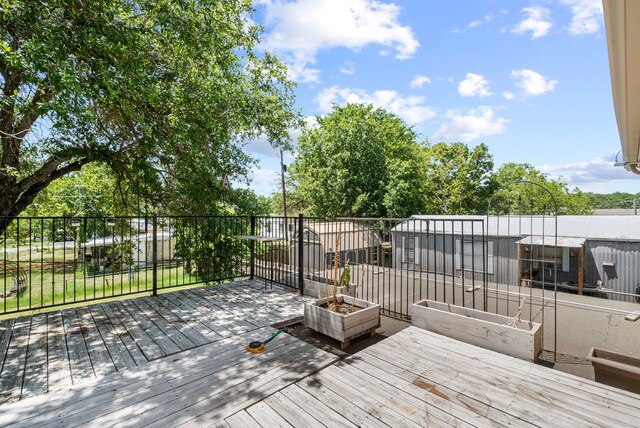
81 231 175 268
290 221 382 273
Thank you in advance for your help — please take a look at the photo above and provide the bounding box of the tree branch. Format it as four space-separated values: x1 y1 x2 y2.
16 155 65 193
9 157 91 218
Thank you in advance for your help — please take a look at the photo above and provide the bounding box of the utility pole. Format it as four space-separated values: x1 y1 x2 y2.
280 149 288 241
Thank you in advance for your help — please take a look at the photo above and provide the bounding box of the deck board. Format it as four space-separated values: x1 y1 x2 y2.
45 312 72 391
391 328 640 425
0 328 337 428
19 314 48 399
0 280 310 406
0 317 31 403
260 327 640 428
2 283 640 427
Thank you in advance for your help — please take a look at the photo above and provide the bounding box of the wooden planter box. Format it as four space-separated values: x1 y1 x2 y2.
304 294 380 350
411 299 542 362
587 348 640 394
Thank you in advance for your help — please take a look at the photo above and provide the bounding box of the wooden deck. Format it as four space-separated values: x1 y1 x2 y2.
0 280 311 405
3 280 640 427
0 326 338 427
227 327 640 427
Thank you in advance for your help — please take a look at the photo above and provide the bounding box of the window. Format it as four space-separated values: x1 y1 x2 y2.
456 239 493 274
531 246 570 272
402 235 420 266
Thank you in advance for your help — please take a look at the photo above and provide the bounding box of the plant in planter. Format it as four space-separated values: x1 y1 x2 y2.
305 226 380 349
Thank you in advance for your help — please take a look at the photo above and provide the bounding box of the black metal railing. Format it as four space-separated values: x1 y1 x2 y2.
0 215 254 315
244 215 490 320
0 214 498 320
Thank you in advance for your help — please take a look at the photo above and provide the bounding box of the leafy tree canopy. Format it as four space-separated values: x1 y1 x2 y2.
490 163 592 215
0 0 299 229
584 191 640 210
290 103 427 218
423 141 494 215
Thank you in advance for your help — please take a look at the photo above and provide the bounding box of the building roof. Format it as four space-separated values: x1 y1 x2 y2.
295 221 381 251
516 236 586 248
593 208 638 216
81 231 173 248
392 215 640 241
603 0 640 173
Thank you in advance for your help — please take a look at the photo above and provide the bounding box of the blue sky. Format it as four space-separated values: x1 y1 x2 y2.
239 0 637 197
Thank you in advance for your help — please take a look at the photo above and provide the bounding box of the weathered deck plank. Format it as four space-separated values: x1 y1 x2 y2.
88 304 137 371
262 327 640 428
0 280 309 408
260 392 326 428
106 300 166 361
245 401 292 428
75 307 117 378
0 317 31 403
44 312 71 391
393 327 640 425
0 318 16 370
128 297 196 351
61 309 95 383
19 314 48 399
0 329 338 428
96 303 148 366
154 294 221 342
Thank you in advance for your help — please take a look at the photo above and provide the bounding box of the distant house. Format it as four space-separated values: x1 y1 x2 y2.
391 215 640 302
80 230 175 269
290 221 382 273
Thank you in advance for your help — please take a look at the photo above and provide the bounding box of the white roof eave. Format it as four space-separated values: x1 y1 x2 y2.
603 0 640 173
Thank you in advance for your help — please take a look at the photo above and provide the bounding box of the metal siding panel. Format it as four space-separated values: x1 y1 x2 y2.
587 240 640 302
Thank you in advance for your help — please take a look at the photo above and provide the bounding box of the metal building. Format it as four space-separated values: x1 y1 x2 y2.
391 215 640 302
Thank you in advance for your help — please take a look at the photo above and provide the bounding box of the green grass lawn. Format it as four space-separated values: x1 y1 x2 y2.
0 265 202 314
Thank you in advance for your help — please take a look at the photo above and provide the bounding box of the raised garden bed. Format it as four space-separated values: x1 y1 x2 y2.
587 347 640 394
411 299 542 362
304 294 380 350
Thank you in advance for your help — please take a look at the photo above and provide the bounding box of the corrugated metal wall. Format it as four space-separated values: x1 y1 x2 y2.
586 240 640 302
392 230 640 303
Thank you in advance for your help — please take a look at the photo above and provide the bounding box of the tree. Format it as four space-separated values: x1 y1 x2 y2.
423 142 494 214
584 191 640 210
490 163 592 215
0 0 298 230
290 104 427 218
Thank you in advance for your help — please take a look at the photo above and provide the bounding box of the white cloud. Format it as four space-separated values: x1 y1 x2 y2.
537 156 632 185
248 168 279 187
452 12 494 33
511 7 552 39
410 74 431 89
435 106 508 142
559 0 603 35
458 73 492 97
503 91 515 100
338 61 355 75
316 86 436 125
510 69 557 96
258 0 419 83
469 13 494 29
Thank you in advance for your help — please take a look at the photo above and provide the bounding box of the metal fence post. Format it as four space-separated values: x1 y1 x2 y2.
298 213 304 294
250 215 256 280
152 213 158 296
